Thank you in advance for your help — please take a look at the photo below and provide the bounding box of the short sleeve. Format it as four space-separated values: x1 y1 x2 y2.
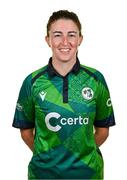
94 72 115 127
12 74 35 129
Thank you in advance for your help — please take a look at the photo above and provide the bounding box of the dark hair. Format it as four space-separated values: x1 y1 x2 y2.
46 10 82 37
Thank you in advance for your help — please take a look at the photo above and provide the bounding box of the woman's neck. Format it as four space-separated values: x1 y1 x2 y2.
52 58 77 76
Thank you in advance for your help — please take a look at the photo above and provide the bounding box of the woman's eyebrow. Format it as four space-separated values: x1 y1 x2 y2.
68 31 77 34
52 31 62 34
52 31 78 34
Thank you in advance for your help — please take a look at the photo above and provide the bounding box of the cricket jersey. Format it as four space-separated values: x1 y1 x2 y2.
12 57 115 179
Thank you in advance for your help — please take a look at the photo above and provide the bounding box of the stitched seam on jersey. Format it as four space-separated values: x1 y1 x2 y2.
32 69 47 85
80 66 98 81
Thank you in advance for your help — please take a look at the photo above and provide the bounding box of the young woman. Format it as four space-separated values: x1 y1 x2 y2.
13 10 115 179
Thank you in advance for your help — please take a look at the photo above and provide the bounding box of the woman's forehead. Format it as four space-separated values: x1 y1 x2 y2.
49 19 79 31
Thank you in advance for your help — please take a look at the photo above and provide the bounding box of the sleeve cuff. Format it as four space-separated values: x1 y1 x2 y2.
12 119 35 129
94 114 116 127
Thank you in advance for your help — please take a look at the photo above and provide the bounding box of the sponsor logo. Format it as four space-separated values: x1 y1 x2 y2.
82 87 94 100
45 112 89 132
106 98 112 107
39 91 47 101
16 103 23 111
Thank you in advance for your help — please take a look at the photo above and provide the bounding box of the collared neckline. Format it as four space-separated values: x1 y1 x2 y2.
47 57 80 77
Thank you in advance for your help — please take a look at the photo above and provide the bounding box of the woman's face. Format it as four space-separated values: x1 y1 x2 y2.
46 19 83 63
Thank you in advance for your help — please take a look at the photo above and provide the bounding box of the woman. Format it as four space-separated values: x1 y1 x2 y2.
13 10 115 179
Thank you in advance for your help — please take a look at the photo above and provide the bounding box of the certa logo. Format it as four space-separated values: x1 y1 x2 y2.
45 112 89 132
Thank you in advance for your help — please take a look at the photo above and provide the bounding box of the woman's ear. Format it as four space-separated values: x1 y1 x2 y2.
78 35 83 46
45 36 51 47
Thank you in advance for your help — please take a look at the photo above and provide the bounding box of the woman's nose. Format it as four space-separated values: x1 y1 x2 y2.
62 36 69 45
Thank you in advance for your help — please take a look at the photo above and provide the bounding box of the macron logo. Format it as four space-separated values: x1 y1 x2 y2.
39 91 47 101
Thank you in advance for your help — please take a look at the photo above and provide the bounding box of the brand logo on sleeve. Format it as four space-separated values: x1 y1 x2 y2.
82 87 94 100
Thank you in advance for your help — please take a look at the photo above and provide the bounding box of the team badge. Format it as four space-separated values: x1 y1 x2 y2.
82 87 94 100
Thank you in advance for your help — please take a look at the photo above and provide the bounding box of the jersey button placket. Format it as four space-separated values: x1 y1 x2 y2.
63 75 68 103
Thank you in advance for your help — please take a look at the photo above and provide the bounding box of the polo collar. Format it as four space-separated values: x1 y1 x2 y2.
47 57 80 77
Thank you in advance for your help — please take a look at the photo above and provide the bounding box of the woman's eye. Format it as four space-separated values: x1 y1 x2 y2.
54 34 61 37
69 34 76 37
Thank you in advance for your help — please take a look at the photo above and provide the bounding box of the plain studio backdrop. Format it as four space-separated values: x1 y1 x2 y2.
0 0 127 179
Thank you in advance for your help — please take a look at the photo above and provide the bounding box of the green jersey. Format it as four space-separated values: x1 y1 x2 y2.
13 58 115 179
